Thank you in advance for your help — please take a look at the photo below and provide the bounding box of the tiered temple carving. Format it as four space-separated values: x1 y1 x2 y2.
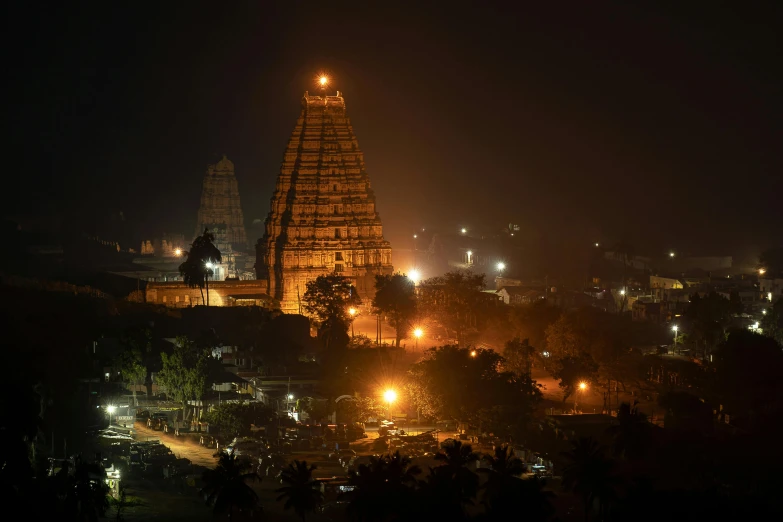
256 90 393 313
194 155 248 250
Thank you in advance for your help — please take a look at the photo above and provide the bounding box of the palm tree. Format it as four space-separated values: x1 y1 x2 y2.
179 228 222 306
200 451 260 519
606 402 652 461
480 444 553 519
560 437 617 522
342 451 420 522
70 457 111 522
276 460 323 522
421 440 479 519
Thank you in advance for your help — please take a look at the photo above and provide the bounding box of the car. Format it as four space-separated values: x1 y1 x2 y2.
328 448 356 462
225 440 262 459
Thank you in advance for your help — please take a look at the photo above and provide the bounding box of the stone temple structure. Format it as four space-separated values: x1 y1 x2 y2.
256 90 393 313
194 155 248 250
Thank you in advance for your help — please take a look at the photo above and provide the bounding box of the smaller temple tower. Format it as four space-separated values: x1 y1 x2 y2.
194 155 248 251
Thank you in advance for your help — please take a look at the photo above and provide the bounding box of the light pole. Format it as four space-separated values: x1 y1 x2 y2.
672 325 679 355
348 307 357 338
413 328 423 352
574 382 587 414
106 405 116 427
205 261 214 306
383 389 397 422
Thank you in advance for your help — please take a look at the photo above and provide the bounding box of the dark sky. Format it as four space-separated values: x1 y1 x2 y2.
5 1 782 259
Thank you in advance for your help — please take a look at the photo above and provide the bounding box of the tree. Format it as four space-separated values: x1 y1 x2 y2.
550 351 599 403
342 451 420 522
545 315 580 359
372 273 417 347
759 246 783 277
116 328 150 406
686 292 731 359
761 298 783 345
418 271 486 346
337 396 383 424
70 458 111 522
200 452 260 519
406 346 541 437
179 228 222 306
560 437 617 522
433 440 480 512
297 397 333 424
303 275 358 350
156 336 219 420
480 444 553 520
605 402 653 461
503 337 537 381
204 402 275 438
276 460 323 522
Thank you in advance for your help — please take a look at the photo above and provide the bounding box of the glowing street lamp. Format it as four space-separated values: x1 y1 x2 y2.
461 228 467 235
319 75 329 87
669 252 675 258
174 248 182 257
204 260 215 306
413 327 423 351
762 309 768 315
759 268 767 275
574 382 588 414
470 350 477 358
383 389 397 421
594 242 600 248
496 262 506 272
408 269 421 285
672 325 679 354
620 289 626 296
106 405 117 426
348 307 357 338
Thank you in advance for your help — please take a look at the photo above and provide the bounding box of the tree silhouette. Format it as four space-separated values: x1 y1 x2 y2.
276 460 323 522
372 273 417 347
303 274 358 350
342 451 420 522
432 440 480 513
200 451 260 518
561 437 617 522
179 228 222 305
606 402 652 461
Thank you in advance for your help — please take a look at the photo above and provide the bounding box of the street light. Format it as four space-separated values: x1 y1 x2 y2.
574 382 587 414
620 289 626 296
413 327 423 351
174 248 182 257
594 242 600 248
383 389 397 421
669 252 675 258
348 307 357 338
470 350 477 357
496 262 506 272
106 405 117 426
408 269 421 285
461 228 467 235
759 268 767 275
672 325 679 355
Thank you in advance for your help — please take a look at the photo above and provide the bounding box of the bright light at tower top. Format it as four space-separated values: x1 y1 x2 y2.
319 75 329 86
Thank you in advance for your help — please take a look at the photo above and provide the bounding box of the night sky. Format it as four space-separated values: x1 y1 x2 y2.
5 2 782 260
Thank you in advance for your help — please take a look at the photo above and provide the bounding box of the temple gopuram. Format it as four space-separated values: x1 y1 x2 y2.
195 155 249 251
256 89 393 313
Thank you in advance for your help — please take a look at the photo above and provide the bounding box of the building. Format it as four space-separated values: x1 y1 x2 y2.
632 300 670 323
759 277 783 303
256 90 393 313
145 280 275 308
194 155 249 251
650 275 684 301
497 286 544 305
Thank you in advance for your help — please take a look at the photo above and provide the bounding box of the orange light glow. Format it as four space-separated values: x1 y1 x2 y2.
413 328 423 339
578 381 587 391
319 75 328 86
470 350 477 357
348 307 357 317
383 389 397 404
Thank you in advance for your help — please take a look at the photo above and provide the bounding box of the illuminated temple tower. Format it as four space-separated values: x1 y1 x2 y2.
256 90 393 312
194 155 248 250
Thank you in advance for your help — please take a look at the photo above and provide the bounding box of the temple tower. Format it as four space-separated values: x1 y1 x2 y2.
194 155 248 251
256 90 393 313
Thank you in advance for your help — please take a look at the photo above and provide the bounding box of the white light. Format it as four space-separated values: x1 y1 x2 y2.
672 325 678 332
413 234 417 239
768 293 773 301
595 242 599 247
106 405 117 414
408 269 421 284
287 394 294 400
762 309 767 315
205 261 214 269
620 289 626 295
461 228 467 234
669 252 675 258
542 351 550 357
466 250 473 256
496 262 506 271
